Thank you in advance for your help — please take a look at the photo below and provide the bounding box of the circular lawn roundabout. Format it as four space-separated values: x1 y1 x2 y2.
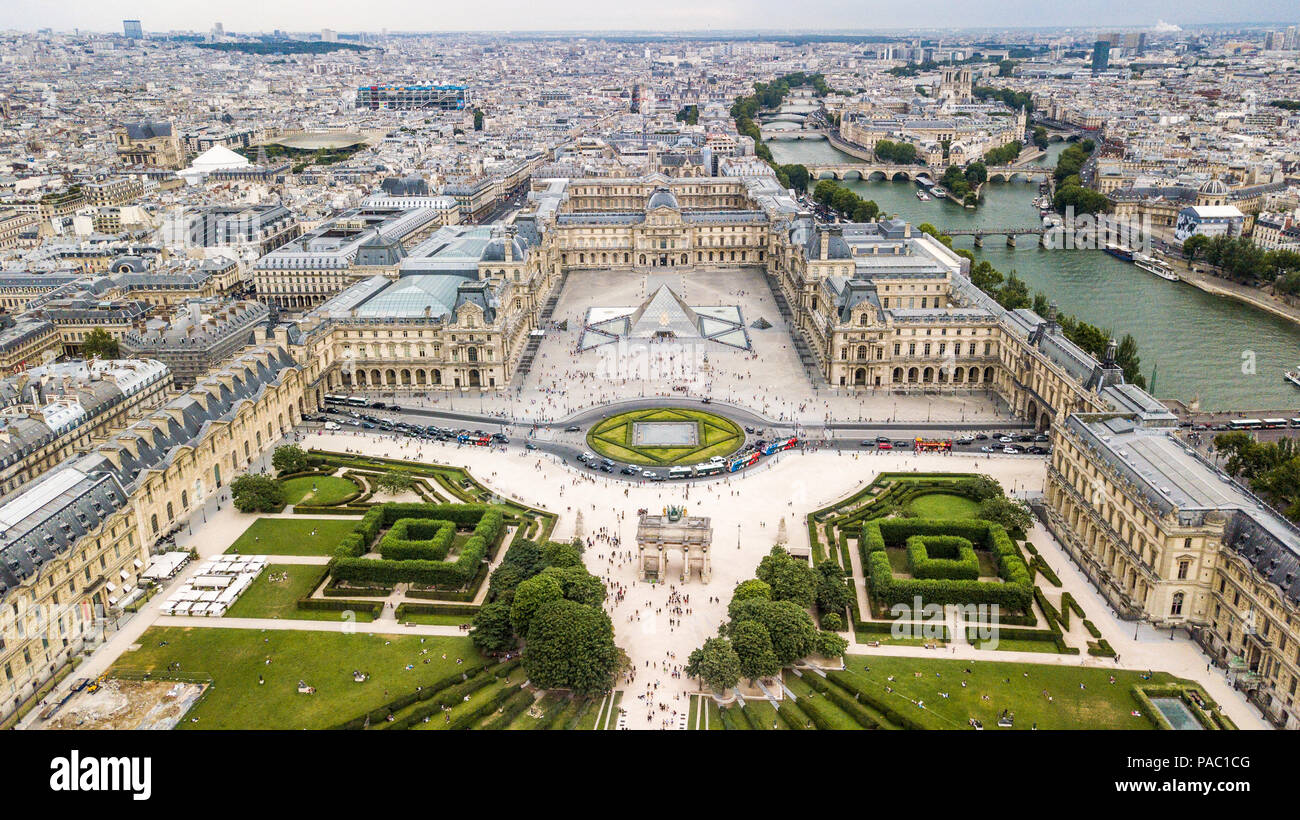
585 407 746 467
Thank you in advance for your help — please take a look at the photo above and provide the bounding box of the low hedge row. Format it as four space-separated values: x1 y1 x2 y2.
775 699 812 730
333 661 490 730
1087 640 1117 657
395 601 480 618
824 669 933 730
295 597 383 618
481 688 537 730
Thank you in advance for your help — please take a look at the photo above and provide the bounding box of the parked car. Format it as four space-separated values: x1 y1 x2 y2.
525 442 537 451
621 465 639 475
370 401 387 409
875 436 891 444
877 442 893 450
565 425 581 432
859 440 875 447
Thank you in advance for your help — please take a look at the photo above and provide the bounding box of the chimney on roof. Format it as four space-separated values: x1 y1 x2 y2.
819 229 829 260
1104 337 1118 366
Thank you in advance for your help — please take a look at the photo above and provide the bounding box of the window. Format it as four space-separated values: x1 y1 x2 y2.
1178 560 1190 580
1170 592 1184 616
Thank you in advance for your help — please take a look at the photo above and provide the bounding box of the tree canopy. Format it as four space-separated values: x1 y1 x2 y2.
230 474 285 513
523 599 619 694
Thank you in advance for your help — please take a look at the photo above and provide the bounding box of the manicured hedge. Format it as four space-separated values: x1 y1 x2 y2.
379 518 456 561
863 518 1032 612
295 597 383 618
906 535 979 580
330 502 504 589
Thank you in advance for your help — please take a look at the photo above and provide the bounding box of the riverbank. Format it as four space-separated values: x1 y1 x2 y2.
1173 260 1300 327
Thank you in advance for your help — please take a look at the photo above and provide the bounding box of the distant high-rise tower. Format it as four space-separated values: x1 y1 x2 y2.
1091 41 1110 74
123 19 142 39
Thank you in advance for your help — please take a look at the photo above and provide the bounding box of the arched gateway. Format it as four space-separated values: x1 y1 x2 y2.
636 507 712 583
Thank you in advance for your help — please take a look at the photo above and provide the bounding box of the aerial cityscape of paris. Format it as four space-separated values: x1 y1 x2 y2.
1 0 1297 796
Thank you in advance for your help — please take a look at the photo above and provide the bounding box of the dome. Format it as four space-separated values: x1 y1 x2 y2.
646 187 680 211
482 234 527 262
1199 178 1229 196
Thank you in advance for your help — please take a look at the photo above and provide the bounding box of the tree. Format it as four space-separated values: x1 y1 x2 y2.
230 474 285 513
977 496 1034 534
541 540 583 568
539 565 606 607
732 578 772 602
760 600 817 665
472 108 484 130
813 630 849 658
271 444 310 475
371 470 415 495
470 601 517 653
82 327 119 359
730 621 781 682
522 599 618 694
729 598 815 665
510 572 563 636
690 637 741 694
813 560 852 614
756 546 816 607
962 474 1003 501
996 273 1031 310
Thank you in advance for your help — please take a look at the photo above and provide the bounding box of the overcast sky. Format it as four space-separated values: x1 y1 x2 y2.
5 0 1297 34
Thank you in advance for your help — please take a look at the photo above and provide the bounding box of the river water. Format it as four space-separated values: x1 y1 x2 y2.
769 137 1300 411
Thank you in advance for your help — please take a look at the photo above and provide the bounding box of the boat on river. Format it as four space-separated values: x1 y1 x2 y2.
1285 369 1300 389
916 190 930 201
929 186 947 199
1133 253 1180 281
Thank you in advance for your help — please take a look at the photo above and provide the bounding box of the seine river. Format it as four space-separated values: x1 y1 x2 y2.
768 137 1300 411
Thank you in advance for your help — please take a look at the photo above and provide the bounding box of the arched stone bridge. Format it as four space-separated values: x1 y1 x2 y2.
938 226 1050 248
804 164 1053 183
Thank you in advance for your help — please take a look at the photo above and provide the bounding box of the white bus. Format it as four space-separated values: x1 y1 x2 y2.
324 394 348 405
345 396 369 407
1262 418 1288 429
1229 419 1263 430
668 466 694 480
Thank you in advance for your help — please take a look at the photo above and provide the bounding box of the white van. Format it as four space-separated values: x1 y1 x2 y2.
324 421 341 431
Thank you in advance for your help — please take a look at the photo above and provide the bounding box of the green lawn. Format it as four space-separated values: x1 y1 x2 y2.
400 612 472 626
837 655 1185 730
224 565 326 620
111 627 481 730
281 475 360 506
907 492 981 519
225 517 359 556
586 407 745 466
705 697 724 730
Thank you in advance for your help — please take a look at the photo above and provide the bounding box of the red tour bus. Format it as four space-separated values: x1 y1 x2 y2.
914 437 953 452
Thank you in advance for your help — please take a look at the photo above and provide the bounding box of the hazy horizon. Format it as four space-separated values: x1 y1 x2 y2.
6 1 1297 35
